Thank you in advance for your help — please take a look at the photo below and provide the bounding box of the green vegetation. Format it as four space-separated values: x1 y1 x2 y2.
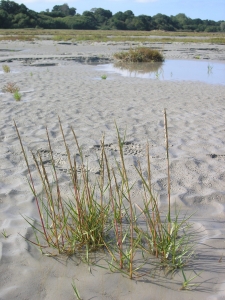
0 29 224 44
0 1 224 32
180 269 202 290
1 229 8 238
17 120 111 255
101 74 107 79
2 64 10 73
13 90 22 101
72 282 82 300
0 35 36 41
155 70 162 79
15 112 196 282
114 47 164 62
207 64 213 74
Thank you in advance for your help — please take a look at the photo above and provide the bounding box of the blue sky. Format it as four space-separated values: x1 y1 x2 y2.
13 0 225 21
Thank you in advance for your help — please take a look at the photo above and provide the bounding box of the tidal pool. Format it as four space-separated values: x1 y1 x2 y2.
96 59 225 85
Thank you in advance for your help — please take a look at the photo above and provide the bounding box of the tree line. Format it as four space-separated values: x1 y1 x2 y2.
0 0 224 32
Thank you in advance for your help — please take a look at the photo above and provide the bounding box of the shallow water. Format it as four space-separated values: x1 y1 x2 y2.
96 59 225 85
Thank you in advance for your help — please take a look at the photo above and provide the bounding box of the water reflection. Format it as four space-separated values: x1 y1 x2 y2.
113 61 163 77
96 59 225 85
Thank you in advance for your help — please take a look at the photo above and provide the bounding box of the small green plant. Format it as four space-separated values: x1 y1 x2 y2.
2 64 10 73
72 281 82 300
1 229 8 238
2 82 20 93
114 47 164 63
14 90 22 101
194 55 200 59
101 74 107 80
155 70 161 79
180 269 202 290
30 72 33 77
207 64 213 74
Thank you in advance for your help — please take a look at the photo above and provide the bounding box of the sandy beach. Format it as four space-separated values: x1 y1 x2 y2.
0 39 225 300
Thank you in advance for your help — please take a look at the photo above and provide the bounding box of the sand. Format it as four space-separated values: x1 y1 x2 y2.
0 40 225 300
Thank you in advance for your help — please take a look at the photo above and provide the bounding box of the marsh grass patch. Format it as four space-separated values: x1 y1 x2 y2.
114 47 164 63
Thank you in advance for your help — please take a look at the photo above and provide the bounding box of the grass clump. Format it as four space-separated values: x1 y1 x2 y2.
15 119 111 256
2 82 20 93
2 64 10 73
15 112 195 280
101 74 107 80
114 47 164 63
13 90 22 101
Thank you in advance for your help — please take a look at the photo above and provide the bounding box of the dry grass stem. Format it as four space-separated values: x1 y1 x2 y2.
2 82 20 93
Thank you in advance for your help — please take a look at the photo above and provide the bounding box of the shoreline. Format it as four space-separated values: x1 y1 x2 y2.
0 40 225 63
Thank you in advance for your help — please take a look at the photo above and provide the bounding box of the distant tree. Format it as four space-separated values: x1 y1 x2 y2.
93 8 112 25
0 0 20 14
204 26 219 32
171 13 191 30
64 15 97 29
136 15 153 30
153 13 176 30
82 10 94 17
112 19 126 30
113 11 126 22
221 22 225 31
0 1 222 31
124 10 134 20
13 13 30 28
192 18 203 25
52 3 76 16
69 7 76 16
19 4 27 13
0 8 11 28
52 5 62 13
82 11 97 27
90 8 97 13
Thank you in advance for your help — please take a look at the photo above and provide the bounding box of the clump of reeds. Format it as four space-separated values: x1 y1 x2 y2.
2 64 10 73
114 47 164 63
15 118 111 256
15 112 194 279
2 82 20 93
